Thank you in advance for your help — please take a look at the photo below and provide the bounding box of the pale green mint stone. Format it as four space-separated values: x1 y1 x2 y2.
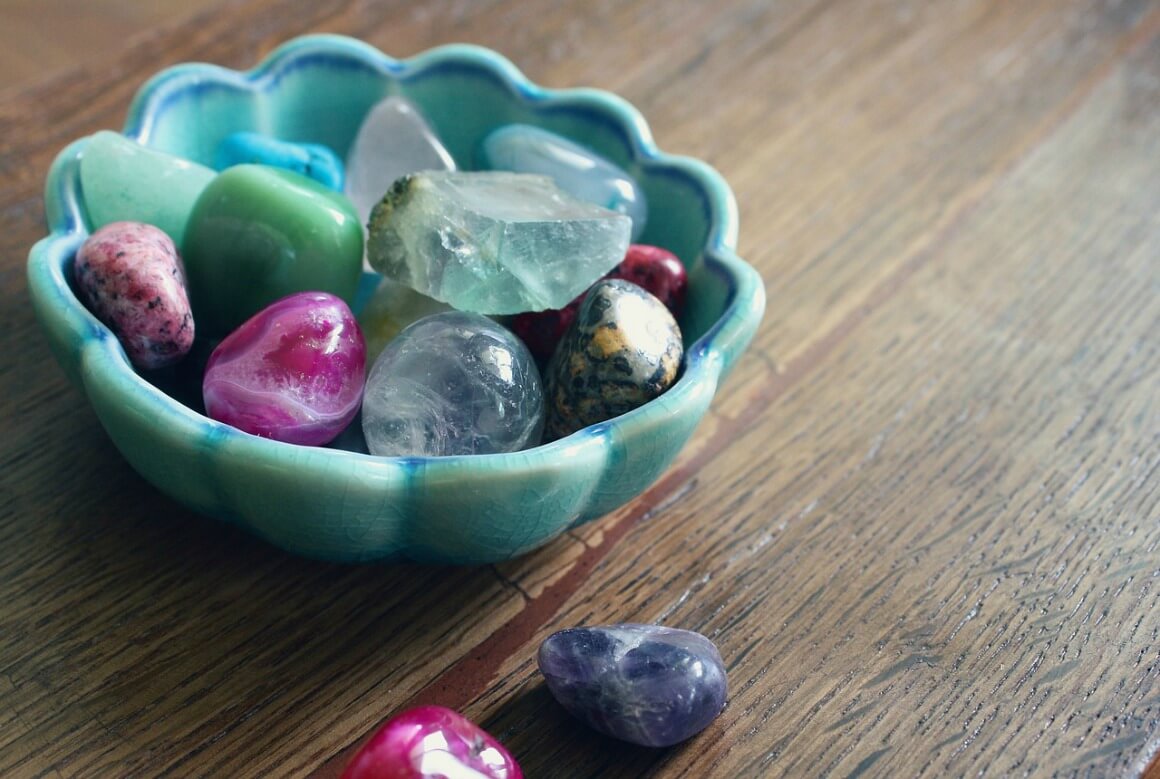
80 130 216 247
367 171 632 314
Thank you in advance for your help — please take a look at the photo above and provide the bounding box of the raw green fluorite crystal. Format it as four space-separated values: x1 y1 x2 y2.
79 131 216 247
366 171 631 314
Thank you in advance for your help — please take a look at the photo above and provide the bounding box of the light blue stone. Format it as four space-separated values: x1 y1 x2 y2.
480 124 647 240
78 131 216 247
215 131 344 190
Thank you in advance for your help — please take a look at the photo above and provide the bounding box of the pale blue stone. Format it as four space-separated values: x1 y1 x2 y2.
480 124 647 240
215 131 344 190
367 171 632 314
345 96 456 227
361 312 545 457
78 131 216 247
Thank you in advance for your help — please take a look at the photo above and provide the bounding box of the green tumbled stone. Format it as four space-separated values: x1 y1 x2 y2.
79 131 216 247
182 165 363 336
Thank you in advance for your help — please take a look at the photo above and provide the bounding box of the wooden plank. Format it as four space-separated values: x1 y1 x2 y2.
0 0 221 96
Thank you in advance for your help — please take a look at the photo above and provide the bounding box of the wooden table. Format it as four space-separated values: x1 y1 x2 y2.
3 1 1159 776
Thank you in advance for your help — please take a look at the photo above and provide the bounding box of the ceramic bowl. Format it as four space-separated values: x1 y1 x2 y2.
27 35 764 563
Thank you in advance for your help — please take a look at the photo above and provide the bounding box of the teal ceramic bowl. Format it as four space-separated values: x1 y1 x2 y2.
27 35 764 563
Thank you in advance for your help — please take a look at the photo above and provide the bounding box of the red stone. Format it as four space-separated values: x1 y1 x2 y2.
509 299 581 364
511 244 688 364
614 244 687 313
340 705 521 779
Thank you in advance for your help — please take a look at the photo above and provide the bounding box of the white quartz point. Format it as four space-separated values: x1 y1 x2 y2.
345 96 456 227
367 171 633 315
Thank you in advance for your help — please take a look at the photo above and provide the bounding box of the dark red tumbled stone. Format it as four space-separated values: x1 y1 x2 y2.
511 244 688 364
614 244 687 314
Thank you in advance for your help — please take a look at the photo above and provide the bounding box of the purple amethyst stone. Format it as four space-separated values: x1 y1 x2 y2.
537 624 728 747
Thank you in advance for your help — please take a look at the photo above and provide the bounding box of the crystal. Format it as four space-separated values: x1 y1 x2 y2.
339 705 521 779
510 243 689 364
544 279 682 440
202 291 365 445
73 221 194 370
367 171 631 314
345 96 456 227
215 131 344 190
362 312 544 457
79 130 215 247
357 278 452 365
538 624 728 747
182 164 363 336
480 123 647 240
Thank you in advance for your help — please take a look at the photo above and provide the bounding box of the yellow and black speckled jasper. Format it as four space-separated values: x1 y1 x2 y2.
544 278 683 440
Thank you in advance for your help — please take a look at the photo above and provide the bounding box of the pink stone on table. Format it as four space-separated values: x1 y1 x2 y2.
339 705 522 779
72 221 194 370
202 291 365 445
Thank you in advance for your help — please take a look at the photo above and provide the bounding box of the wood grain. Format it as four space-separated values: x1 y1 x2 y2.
1 0 1158 777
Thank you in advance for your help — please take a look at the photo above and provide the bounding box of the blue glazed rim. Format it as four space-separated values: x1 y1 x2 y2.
27 35 765 562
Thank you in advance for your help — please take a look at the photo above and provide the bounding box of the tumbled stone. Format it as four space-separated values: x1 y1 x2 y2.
202 291 365 445
339 705 521 779
544 279 682 440
215 131 344 190
345 96 456 227
509 300 580 366
357 278 452 365
367 171 631 314
480 123 647 240
362 312 544 457
79 130 215 247
615 244 688 314
73 221 194 370
538 624 727 747
182 164 363 336
510 243 689 364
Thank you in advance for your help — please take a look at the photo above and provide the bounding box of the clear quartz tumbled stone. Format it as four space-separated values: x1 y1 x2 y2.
361 311 545 457
366 171 632 314
344 96 456 226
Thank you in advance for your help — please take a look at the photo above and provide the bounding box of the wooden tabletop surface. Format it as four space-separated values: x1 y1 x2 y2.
3 0 1160 776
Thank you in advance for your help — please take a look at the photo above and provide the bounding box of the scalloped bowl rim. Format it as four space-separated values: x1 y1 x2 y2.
27 35 765 559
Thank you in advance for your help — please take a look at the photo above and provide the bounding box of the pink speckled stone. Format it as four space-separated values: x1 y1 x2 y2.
340 705 521 779
203 292 366 445
72 221 194 370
